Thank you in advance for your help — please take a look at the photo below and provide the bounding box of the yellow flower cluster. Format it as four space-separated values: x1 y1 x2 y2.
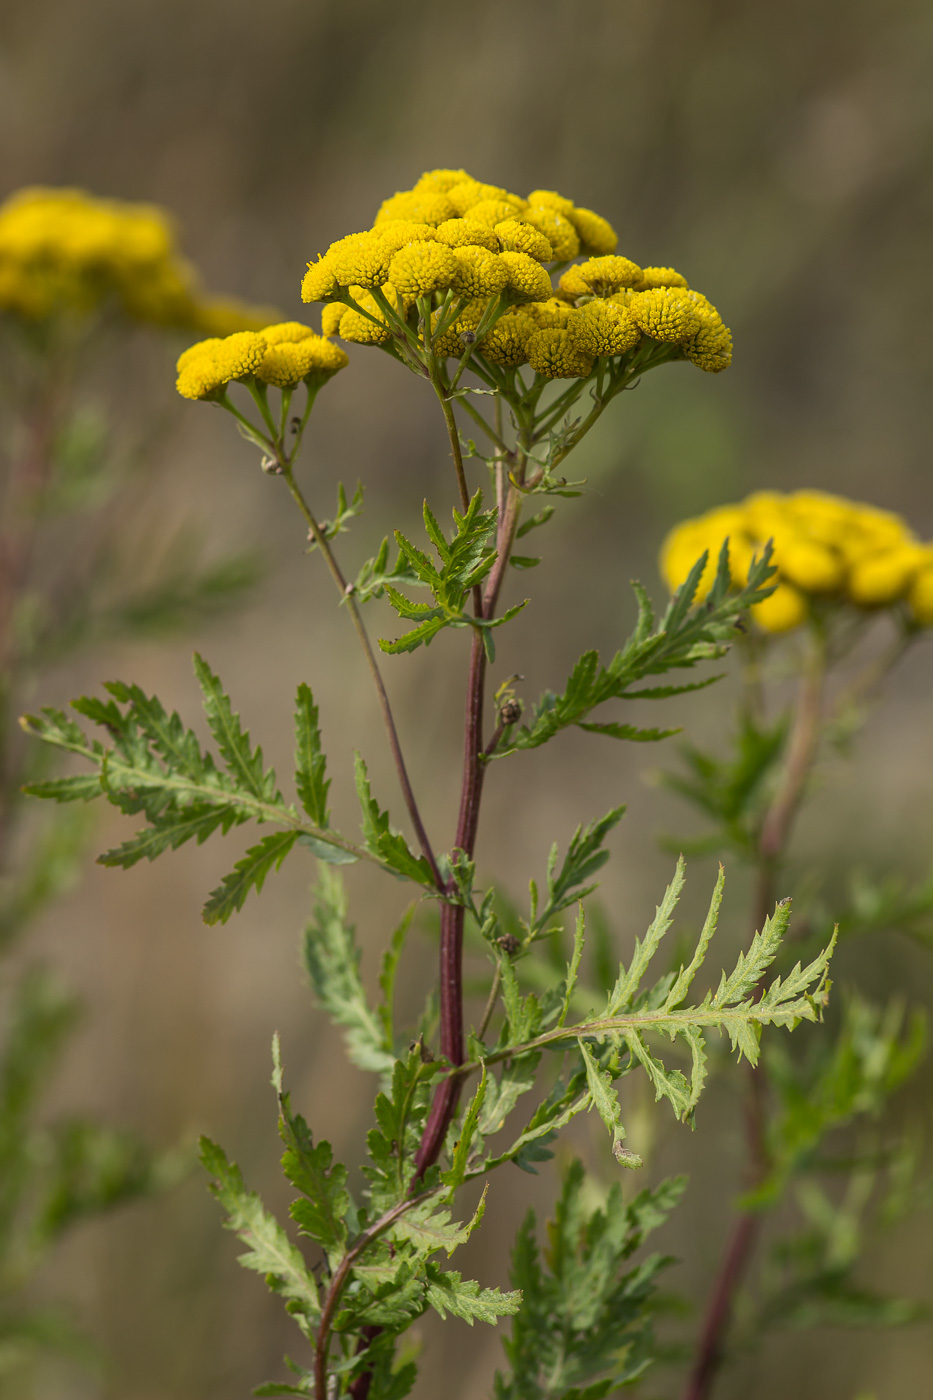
300 170 731 380
0 187 275 333
660 490 933 632
175 323 348 400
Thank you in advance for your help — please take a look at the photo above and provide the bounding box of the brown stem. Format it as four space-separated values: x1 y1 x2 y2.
683 633 827 1400
414 406 528 1177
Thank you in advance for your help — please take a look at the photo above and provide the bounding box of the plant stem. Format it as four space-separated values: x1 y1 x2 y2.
280 463 445 893
682 628 827 1400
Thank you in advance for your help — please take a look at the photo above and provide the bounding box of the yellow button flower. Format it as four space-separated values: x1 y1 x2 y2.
328 232 394 289
374 190 456 226
387 242 460 299
477 311 537 366
574 256 644 295
570 207 619 256
446 181 525 217
526 328 594 379
432 299 487 358
254 322 348 388
636 267 688 291
776 537 845 593
753 583 809 633
523 206 580 260
629 287 700 344
525 296 575 329
301 256 339 303
467 199 528 229
567 299 641 358
434 219 500 253
413 168 473 194
372 220 439 253
908 562 933 625
847 546 922 606
684 320 733 372
494 219 553 262
498 251 553 303
451 246 508 299
321 302 347 336
526 189 576 218
175 331 268 400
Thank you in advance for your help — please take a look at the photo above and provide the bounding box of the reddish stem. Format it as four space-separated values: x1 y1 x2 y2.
682 639 826 1400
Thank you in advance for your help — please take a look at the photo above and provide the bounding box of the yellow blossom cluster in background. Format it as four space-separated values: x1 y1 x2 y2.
175 322 348 401
300 168 732 380
0 187 277 335
660 490 933 632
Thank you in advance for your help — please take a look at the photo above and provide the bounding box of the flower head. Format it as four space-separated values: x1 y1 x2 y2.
476 311 537 366
567 298 640 358
526 327 594 379
523 206 580 260
175 331 268 400
570 208 618 256
450 245 508 300
498 251 553 303
493 219 553 262
388 242 460 299
434 219 500 253
660 490 932 634
254 322 348 388
374 189 456 226
629 287 700 343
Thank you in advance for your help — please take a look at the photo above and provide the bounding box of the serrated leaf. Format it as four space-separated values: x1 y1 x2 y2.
424 1263 521 1325
353 754 436 888
202 830 298 925
441 1065 487 1195
608 857 685 1013
200 1137 320 1333
272 1037 349 1262
194 652 279 802
303 867 394 1073
293 683 329 827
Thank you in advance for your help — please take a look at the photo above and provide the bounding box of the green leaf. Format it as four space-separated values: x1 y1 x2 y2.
272 1037 349 1264
194 652 280 802
354 755 437 888
293 683 330 827
200 1137 320 1336
578 1041 627 1157
608 857 686 1014
377 905 414 1050
441 1066 487 1195
21 774 103 803
202 830 299 925
302 867 394 1073
498 550 776 759
98 803 238 868
424 1263 521 1325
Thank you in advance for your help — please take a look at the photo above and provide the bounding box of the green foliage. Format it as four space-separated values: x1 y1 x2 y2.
379 492 527 659
302 867 399 1073
493 545 775 757
354 755 437 887
0 967 181 1386
22 663 373 924
659 712 788 857
495 1159 684 1399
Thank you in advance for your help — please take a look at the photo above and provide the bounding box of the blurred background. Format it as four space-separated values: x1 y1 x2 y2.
2 0 933 1397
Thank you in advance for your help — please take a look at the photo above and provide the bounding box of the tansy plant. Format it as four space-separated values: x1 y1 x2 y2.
0 184 273 1393
657 489 933 1400
23 167 915 1400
